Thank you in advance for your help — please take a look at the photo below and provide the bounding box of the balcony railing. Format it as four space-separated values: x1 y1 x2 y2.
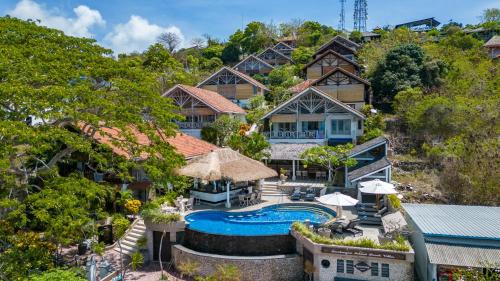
177 121 212 129
265 130 324 139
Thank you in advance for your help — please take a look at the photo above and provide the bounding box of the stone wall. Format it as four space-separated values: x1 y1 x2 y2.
172 245 303 281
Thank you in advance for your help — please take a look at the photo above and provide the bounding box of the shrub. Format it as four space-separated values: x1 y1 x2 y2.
124 199 142 215
91 241 105 256
112 214 130 240
388 194 401 209
292 222 410 252
30 269 86 281
213 264 241 281
177 260 200 278
130 252 144 271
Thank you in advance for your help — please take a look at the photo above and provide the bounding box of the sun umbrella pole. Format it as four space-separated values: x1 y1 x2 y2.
225 180 231 208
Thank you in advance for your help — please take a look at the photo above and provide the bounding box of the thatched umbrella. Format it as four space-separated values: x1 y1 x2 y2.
177 148 278 207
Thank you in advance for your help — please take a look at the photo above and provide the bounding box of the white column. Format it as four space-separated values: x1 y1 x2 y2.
292 160 296 181
225 181 231 208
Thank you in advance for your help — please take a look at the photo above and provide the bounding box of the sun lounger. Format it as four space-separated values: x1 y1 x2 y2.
304 187 315 201
290 187 301 201
344 219 363 237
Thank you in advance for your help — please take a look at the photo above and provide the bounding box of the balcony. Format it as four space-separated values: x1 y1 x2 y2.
265 130 324 139
176 121 212 130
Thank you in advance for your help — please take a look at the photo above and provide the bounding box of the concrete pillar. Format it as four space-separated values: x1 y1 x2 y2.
225 181 231 208
146 230 154 262
292 160 296 181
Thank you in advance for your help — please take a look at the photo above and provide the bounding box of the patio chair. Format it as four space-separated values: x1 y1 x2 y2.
238 194 246 207
256 192 262 203
290 187 301 201
185 198 194 211
315 188 327 201
249 193 256 205
304 187 315 201
315 171 322 181
321 171 327 180
173 200 182 211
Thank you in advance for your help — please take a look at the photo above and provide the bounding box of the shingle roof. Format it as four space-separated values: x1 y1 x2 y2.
82 124 217 160
315 36 358 56
302 49 361 70
403 204 500 240
349 136 387 156
426 243 500 268
258 47 294 62
164 84 246 114
197 66 269 91
233 55 275 70
484 35 500 47
267 143 321 160
314 67 371 86
348 157 391 181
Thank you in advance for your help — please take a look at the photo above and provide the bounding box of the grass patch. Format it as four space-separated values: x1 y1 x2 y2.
141 200 181 223
292 222 410 252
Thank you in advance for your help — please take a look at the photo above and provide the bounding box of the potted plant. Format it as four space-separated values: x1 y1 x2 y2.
279 168 288 184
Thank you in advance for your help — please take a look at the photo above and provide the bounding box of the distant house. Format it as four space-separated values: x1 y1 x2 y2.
272 41 295 58
197 66 269 107
261 87 366 145
233 55 274 76
257 47 294 67
278 36 297 48
395 17 440 31
290 67 371 110
302 49 361 79
484 35 500 59
313 36 359 61
361 31 382 42
162 84 246 138
403 204 500 281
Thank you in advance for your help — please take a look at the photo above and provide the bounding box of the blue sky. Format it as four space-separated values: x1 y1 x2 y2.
1 0 497 54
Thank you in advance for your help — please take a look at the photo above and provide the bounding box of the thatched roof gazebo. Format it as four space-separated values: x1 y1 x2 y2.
177 147 278 207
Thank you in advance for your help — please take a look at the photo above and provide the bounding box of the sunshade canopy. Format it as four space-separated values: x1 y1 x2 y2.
317 192 359 207
359 179 397 194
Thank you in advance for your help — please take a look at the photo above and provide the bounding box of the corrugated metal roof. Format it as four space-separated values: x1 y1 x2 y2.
403 204 500 240
348 157 391 181
426 243 500 268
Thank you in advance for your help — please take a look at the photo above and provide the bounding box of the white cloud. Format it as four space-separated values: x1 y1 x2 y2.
8 0 105 38
104 15 184 54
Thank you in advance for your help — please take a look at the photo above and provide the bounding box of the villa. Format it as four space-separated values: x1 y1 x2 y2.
197 66 269 107
302 49 362 79
162 84 246 138
272 41 295 58
233 54 274 76
312 35 360 61
257 47 294 66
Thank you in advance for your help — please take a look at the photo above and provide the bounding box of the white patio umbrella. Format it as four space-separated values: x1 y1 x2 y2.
317 192 359 219
359 179 397 209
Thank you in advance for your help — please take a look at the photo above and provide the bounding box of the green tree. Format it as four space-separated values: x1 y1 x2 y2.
239 22 275 54
349 31 363 43
300 144 357 182
291 46 315 64
482 8 500 23
245 95 269 124
221 42 241 64
202 115 241 146
227 132 271 160
359 105 385 143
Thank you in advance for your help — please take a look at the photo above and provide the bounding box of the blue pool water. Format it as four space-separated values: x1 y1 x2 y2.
185 204 336 236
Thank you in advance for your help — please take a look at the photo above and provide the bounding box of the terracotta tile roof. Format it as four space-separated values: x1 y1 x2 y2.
164 84 246 114
197 66 269 91
289 79 317 93
80 123 217 160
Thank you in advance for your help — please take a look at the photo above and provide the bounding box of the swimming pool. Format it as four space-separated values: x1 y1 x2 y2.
185 203 336 236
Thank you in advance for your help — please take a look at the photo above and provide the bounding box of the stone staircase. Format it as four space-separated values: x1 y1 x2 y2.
114 218 146 256
261 183 289 198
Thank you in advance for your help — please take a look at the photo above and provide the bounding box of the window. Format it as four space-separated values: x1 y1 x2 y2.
358 120 362 130
331 119 351 135
302 121 324 131
371 263 379 276
336 259 344 273
346 260 354 274
381 264 390 277
276 122 296 132
321 260 330 268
